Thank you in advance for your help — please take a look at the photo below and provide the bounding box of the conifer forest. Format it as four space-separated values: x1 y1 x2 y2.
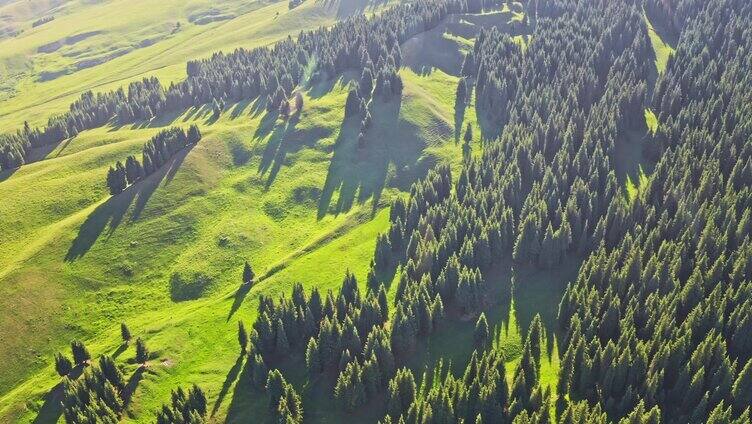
0 0 750 423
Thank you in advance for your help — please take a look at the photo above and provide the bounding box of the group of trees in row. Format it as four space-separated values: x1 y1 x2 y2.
155 385 208 424
344 61 405 149
105 125 201 195
32 15 54 27
0 0 475 172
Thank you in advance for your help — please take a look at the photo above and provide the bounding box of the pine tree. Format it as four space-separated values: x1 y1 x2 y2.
266 369 286 409
275 319 290 355
121 322 132 345
250 354 269 388
474 313 489 349
135 337 149 365
54 352 73 376
71 340 91 365
187 124 202 144
305 338 322 375
294 91 304 114
188 384 208 417
99 355 125 391
733 358 752 413
106 164 127 195
464 123 473 144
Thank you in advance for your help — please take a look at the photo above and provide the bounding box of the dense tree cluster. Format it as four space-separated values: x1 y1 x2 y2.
250 274 389 370
32 15 55 27
155 385 208 424
553 0 752 421
378 317 546 423
105 125 201 195
267 369 304 423
0 0 469 172
61 355 126 424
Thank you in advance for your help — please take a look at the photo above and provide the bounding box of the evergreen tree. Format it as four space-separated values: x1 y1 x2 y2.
71 340 91 365
266 369 287 409
474 313 489 349
135 337 149 365
121 322 132 345
55 353 73 376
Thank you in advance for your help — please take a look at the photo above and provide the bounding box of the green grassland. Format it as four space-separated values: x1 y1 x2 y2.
0 0 396 129
0 1 560 422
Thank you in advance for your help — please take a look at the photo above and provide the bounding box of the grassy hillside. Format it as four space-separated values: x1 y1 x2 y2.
0 0 394 129
0 53 478 424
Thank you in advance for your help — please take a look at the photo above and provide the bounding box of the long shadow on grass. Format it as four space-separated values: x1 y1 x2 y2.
224 359 270 423
32 382 64 424
318 0 388 19
123 367 145 407
227 283 252 321
0 167 18 184
65 144 195 261
212 355 245 417
317 96 430 219
257 112 332 189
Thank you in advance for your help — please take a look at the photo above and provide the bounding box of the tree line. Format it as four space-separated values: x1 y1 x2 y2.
0 0 471 172
105 125 201 195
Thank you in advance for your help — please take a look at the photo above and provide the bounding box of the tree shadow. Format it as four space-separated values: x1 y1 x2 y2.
23 136 72 163
122 367 145 407
65 181 139 261
317 0 388 19
253 110 279 141
131 142 196 221
229 99 253 120
317 95 429 219
111 343 128 359
258 112 332 189
261 114 299 189
475 104 503 142
454 96 467 143
32 382 64 424
224 358 262 423
227 283 252 322
305 72 356 100
402 26 465 77
65 143 196 261
0 166 19 183
211 355 245 417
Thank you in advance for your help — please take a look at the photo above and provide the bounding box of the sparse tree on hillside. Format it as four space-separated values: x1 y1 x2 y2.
135 338 149 366
294 91 304 114
71 340 91 365
121 322 132 345
106 163 127 195
187 124 202 144
55 352 73 376
464 123 473 144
